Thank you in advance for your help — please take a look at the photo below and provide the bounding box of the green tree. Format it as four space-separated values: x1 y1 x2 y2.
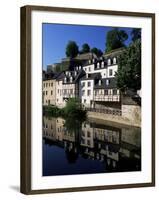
66 41 79 58
81 43 90 53
115 39 141 92
91 47 103 57
131 28 141 42
105 28 128 52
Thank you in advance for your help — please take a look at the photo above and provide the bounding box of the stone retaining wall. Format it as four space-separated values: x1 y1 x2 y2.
87 105 141 127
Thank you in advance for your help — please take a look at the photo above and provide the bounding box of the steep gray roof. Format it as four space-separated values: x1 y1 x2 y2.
94 78 117 89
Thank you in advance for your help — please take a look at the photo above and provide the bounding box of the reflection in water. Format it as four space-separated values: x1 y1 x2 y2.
43 116 141 176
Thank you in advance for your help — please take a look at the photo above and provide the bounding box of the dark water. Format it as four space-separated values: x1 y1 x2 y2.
43 116 141 176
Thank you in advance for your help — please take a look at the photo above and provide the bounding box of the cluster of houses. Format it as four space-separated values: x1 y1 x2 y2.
43 49 123 109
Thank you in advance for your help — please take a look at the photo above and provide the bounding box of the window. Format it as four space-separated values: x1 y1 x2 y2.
87 131 91 137
109 69 113 76
49 83 50 87
89 67 91 72
43 91 45 96
43 83 45 88
58 89 59 94
70 89 73 94
57 99 58 102
46 91 48 95
113 89 117 95
82 82 85 87
82 90 85 96
87 140 90 145
46 83 48 87
104 90 108 95
87 90 91 96
106 79 110 85
51 90 53 95
51 83 53 86
108 59 111 65
99 80 102 85
113 57 117 64
95 90 98 96
84 99 86 103
87 81 91 87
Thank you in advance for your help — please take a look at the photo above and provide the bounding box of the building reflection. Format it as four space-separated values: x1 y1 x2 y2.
43 116 141 172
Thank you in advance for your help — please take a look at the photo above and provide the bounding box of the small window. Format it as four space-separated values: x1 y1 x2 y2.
87 131 91 137
108 59 111 65
106 79 110 85
113 89 117 95
109 69 113 76
46 91 48 95
87 90 91 96
87 81 91 87
104 90 108 95
113 57 117 64
51 91 53 95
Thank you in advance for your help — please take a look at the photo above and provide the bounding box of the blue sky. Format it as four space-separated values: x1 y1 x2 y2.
42 23 133 70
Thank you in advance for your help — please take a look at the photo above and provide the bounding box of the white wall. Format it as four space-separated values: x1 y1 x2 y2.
0 0 159 200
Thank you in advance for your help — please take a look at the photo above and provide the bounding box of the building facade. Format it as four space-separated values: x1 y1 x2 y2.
42 50 128 109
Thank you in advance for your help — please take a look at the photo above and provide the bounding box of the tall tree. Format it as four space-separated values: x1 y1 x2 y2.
91 47 103 57
115 39 141 92
66 41 79 58
105 28 128 52
131 28 141 42
81 43 90 53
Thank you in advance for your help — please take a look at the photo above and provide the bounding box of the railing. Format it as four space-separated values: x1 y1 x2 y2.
86 107 122 116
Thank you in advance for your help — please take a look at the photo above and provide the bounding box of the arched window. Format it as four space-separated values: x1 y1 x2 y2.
97 62 100 69
108 58 111 65
113 57 117 64
101 61 104 68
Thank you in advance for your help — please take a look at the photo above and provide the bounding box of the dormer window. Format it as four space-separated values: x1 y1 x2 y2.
99 80 102 86
97 62 100 69
113 57 117 64
101 61 104 68
106 79 110 85
64 77 67 83
108 58 111 65
70 76 73 83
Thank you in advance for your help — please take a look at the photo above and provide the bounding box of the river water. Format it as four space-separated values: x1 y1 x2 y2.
43 116 141 176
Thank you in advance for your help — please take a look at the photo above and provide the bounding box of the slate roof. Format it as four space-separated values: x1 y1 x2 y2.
81 72 101 80
94 78 117 89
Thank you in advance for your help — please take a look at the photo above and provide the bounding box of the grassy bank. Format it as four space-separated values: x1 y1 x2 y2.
43 98 86 120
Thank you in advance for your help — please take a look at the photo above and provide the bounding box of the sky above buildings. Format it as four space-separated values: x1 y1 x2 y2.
42 23 134 70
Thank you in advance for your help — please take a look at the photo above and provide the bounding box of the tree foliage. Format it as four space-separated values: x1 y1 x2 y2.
91 47 103 57
66 41 79 58
105 28 128 52
115 39 141 91
131 28 141 42
81 43 90 53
